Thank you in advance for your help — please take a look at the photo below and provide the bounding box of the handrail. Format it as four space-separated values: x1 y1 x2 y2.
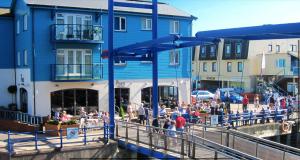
115 120 260 160
0 109 43 125
187 122 300 156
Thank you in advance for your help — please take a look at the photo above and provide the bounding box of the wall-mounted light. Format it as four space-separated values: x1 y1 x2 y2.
55 84 59 87
91 83 94 86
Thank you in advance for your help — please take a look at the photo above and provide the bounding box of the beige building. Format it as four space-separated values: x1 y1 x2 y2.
192 38 299 94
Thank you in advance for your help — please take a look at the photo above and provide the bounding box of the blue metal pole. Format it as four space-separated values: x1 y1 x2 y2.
152 0 158 119
59 129 63 148
84 126 87 145
108 0 115 139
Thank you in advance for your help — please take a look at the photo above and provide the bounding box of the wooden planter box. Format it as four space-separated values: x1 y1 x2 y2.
45 123 79 137
199 113 209 118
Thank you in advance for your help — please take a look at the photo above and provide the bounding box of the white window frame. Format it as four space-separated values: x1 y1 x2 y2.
225 44 231 56
268 44 272 52
17 52 20 66
23 14 28 31
227 62 232 72
56 49 93 75
236 43 242 55
114 16 126 31
141 18 152 30
169 49 180 65
276 59 285 68
238 62 243 72
212 62 217 72
16 19 20 34
290 45 297 52
170 20 179 34
24 50 28 66
203 62 207 72
276 45 280 53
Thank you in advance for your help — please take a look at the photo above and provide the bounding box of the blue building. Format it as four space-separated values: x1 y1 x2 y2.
0 0 195 116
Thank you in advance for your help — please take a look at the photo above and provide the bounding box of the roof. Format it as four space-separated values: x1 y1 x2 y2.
25 0 194 18
0 0 12 8
196 22 300 40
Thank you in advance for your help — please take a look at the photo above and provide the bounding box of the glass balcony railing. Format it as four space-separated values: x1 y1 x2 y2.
51 64 103 81
52 24 103 43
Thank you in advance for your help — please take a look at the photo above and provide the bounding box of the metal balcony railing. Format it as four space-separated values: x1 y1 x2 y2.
51 64 103 81
52 24 103 42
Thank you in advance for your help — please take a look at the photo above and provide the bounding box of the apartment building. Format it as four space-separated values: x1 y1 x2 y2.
192 23 300 94
0 0 195 116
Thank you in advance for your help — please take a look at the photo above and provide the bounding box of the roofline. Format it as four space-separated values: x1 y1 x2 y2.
27 4 196 20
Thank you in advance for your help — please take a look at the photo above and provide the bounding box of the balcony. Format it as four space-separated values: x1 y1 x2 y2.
51 64 103 81
52 24 103 43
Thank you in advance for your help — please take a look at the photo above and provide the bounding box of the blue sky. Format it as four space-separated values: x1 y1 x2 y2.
160 0 300 35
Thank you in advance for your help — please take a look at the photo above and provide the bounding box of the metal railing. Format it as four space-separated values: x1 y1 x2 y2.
52 24 103 42
186 123 300 160
2 123 110 157
0 110 43 125
51 63 103 81
115 120 260 159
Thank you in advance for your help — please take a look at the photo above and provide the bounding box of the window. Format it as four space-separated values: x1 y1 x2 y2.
227 62 232 72
276 59 285 68
212 62 217 72
225 44 231 57
268 44 272 52
114 16 126 31
200 46 206 58
203 62 207 72
23 14 28 31
287 83 297 92
16 19 20 34
170 20 179 34
24 50 28 66
169 49 180 65
17 52 20 66
238 62 243 72
141 18 152 30
290 45 297 52
141 53 152 63
210 45 216 57
276 45 280 53
236 43 242 57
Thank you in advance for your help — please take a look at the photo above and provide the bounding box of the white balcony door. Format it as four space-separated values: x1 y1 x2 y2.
56 13 92 40
56 49 92 76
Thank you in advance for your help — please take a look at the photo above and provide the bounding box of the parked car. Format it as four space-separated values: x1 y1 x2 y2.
191 90 214 101
220 91 243 103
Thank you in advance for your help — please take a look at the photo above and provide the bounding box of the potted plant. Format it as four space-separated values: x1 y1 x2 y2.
199 110 209 118
45 119 79 136
7 85 17 110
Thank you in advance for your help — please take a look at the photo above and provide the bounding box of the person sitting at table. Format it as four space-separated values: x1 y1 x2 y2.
159 105 167 117
60 111 70 122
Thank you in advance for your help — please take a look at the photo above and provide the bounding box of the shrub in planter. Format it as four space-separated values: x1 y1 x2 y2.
7 85 17 104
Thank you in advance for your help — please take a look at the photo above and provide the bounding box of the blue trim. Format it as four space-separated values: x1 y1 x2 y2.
152 0 158 118
114 2 153 9
118 140 179 159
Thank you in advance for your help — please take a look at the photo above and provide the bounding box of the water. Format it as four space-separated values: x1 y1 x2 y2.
265 132 300 149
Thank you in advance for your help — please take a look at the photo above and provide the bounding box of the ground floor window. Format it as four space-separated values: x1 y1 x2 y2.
141 86 178 108
51 89 98 116
115 88 130 109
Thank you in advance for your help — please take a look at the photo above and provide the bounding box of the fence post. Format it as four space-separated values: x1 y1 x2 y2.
192 140 196 159
149 129 152 149
255 140 258 157
214 151 218 160
115 121 119 137
7 131 13 156
84 126 87 145
59 128 63 148
164 133 167 150
220 130 223 145
35 130 38 150
136 125 140 146
181 133 184 159
226 132 229 147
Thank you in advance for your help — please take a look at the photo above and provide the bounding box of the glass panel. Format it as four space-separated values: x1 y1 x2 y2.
114 17 120 30
63 90 75 115
76 89 86 114
68 50 74 73
87 90 98 113
142 18 146 29
67 16 74 38
121 18 126 30
51 91 63 115
76 16 82 39
85 54 92 75
76 51 82 74
56 52 65 76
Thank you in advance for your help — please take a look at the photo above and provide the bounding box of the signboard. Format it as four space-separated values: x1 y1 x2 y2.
67 128 79 139
211 115 218 126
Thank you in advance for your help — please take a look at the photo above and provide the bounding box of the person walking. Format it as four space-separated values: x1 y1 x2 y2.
242 95 249 112
127 102 134 122
138 103 146 125
175 113 186 132
254 94 260 109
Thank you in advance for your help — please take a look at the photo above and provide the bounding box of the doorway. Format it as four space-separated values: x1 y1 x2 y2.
20 88 28 113
115 88 130 111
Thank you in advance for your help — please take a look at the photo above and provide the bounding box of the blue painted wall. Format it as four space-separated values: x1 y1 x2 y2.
12 4 193 81
0 16 14 68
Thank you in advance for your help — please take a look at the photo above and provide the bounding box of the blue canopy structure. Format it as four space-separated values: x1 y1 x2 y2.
196 23 300 40
107 0 300 139
0 0 12 8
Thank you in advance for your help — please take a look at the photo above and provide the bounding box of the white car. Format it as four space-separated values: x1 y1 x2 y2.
192 90 214 101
